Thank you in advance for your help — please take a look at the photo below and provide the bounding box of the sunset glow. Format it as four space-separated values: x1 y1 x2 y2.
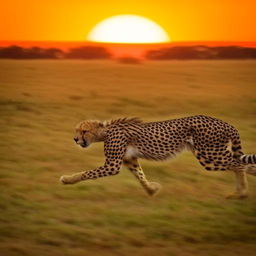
87 15 170 44
1 1 256 42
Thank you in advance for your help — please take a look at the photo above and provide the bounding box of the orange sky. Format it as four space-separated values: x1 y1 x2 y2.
1 0 256 42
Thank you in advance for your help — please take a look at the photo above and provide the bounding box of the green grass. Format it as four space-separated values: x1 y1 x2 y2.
0 59 256 256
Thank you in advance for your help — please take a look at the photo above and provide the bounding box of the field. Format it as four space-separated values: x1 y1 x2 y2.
0 59 256 256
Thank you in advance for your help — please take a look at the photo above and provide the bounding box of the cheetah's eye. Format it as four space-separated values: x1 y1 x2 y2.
82 130 89 134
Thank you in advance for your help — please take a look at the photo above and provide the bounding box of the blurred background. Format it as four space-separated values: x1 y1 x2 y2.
1 1 256 256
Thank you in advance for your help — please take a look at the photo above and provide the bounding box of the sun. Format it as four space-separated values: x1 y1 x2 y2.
87 15 170 44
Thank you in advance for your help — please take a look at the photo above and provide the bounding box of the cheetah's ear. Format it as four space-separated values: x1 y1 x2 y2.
98 122 104 127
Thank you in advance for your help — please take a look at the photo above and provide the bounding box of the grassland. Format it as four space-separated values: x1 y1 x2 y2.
0 59 256 256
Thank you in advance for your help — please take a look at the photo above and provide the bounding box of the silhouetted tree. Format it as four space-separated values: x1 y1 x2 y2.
117 56 141 64
43 48 63 59
24 47 63 59
212 46 256 59
0 46 64 59
145 46 209 60
0 45 24 59
65 46 111 59
26 47 44 59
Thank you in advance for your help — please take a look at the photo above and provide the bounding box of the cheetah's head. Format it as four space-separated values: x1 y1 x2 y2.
74 120 105 148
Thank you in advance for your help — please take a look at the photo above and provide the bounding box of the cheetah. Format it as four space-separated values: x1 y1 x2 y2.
60 115 256 199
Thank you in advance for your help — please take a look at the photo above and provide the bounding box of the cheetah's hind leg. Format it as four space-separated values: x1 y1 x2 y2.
226 168 248 199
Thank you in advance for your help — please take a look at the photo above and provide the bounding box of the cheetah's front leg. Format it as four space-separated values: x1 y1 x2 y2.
60 135 127 185
123 158 161 196
60 162 121 185
60 171 84 184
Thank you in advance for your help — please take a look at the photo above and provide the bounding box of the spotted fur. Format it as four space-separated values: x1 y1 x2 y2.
60 115 256 199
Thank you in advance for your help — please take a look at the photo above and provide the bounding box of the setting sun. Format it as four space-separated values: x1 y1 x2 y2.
87 15 170 44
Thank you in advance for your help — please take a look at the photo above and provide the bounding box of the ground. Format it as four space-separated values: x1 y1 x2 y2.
0 59 256 256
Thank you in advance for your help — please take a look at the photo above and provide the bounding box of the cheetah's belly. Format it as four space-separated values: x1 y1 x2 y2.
124 141 192 161
124 145 139 159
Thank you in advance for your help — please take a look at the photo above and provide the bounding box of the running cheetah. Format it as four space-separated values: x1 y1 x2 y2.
60 115 256 199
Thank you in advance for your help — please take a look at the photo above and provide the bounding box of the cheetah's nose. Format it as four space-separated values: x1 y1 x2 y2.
74 137 78 143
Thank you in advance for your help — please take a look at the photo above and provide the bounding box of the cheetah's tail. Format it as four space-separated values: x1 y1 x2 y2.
240 154 256 164
231 136 256 164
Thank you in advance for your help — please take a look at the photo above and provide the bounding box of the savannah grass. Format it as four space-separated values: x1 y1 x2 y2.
0 60 256 256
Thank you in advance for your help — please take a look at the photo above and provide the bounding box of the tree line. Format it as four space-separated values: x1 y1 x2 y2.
145 46 256 60
0 46 111 59
0 45 256 59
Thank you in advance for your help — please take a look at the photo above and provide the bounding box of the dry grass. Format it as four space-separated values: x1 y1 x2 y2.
0 60 256 256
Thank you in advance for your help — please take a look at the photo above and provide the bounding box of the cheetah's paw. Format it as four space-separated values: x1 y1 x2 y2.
60 175 73 185
147 182 162 196
226 193 248 200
